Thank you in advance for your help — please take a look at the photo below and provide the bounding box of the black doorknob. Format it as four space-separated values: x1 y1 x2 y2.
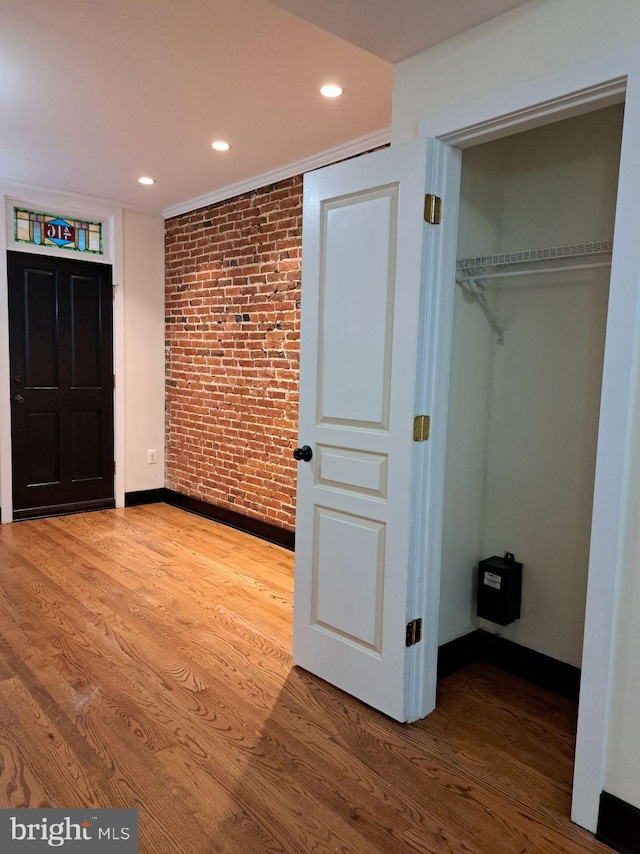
13 394 24 404
293 445 313 462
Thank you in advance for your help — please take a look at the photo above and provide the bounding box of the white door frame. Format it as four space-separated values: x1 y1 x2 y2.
0 188 125 523
412 45 640 832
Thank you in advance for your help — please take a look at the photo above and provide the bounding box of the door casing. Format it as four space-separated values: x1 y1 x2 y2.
0 193 125 523
409 45 640 832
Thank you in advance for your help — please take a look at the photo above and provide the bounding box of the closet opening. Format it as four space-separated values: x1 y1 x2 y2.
439 103 624 731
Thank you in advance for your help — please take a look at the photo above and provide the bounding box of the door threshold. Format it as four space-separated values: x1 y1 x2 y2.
13 498 116 522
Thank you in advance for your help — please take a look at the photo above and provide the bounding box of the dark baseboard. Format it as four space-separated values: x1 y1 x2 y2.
126 488 295 550
597 791 640 854
125 488 167 507
437 630 483 680
438 629 581 701
13 497 115 522
163 490 295 550
478 631 581 701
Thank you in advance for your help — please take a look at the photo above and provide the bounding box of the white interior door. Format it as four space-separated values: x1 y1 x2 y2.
293 140 442 722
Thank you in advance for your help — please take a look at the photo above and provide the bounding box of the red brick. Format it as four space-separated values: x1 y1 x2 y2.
166 176 302 531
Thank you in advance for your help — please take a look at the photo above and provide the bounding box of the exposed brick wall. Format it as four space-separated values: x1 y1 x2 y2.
165 177 302 532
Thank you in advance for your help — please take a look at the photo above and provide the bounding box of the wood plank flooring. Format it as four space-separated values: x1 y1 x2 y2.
0 504 612 853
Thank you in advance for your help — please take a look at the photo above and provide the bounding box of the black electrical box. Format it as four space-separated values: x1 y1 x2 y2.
477 553 522 626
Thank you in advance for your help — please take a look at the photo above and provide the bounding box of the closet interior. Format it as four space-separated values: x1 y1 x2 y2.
440 104 624 670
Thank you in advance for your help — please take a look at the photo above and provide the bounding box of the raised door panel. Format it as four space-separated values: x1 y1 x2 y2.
315 445 388 499
25 410 60 486
23 268 59 389
312 507 385 654
318 187 397 431
70 274 102 388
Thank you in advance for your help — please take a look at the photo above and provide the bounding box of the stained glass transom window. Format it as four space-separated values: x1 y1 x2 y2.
14 207 103 254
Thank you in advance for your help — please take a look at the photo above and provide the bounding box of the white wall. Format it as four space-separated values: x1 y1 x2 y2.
481 268 610 665
439 144 502 644
123 211 166 492
392 0 640 146
393 0 640 812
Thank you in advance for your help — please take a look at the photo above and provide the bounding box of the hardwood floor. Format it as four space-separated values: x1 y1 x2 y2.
0 504 612 853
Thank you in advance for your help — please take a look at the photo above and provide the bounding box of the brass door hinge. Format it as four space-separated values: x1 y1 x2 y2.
424 194 442 225
413 415 430 442
406 618 423 647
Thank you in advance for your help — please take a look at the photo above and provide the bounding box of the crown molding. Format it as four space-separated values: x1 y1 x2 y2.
162 127 391 219
0 178 157 216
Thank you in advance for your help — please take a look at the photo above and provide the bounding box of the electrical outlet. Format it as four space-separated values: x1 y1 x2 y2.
147 449 158 465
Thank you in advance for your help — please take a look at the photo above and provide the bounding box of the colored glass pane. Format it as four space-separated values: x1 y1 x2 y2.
13 207 103 254
88 224 101 252
15 210 30 242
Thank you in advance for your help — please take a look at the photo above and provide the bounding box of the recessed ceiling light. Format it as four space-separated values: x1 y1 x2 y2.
211 140 230 151
138 176 155 185
320 84 343 98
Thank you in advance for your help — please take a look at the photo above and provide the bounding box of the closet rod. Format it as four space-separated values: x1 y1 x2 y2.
456 261 611 285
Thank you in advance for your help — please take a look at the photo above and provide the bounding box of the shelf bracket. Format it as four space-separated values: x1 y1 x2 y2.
476 290 504 346
457 269 504 345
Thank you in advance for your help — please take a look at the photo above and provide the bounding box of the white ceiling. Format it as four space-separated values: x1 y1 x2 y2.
0 0 531 216
269 0 532 64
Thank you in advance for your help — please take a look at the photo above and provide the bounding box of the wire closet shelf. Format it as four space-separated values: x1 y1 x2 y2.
455 237 614 344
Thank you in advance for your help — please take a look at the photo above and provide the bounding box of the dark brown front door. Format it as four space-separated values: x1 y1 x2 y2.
8 251 115 520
